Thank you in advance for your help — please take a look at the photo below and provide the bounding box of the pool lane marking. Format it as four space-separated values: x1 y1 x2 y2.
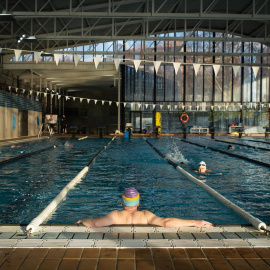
144 138 267 231
0 145 56 166
241 138 270 145
78 136 88 140
26 137 116 234
180 139 270 168
214 138 270 151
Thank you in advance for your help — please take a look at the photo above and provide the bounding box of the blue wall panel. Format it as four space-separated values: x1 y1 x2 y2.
0 91 42 112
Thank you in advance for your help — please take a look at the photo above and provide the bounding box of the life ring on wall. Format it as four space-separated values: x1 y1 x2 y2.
180 113 189 123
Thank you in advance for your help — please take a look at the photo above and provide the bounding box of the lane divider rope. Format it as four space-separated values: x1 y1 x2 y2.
242 139 270 145
0 145 56 166
214 138 270 151
144 138 267 231
180 139 270 168
26 137 116 234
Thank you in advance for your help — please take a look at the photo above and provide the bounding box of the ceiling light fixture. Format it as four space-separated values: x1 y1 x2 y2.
17 34 37 43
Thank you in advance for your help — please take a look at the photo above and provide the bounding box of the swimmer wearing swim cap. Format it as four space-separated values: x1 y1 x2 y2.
195 161 212 174
194 161 222 175
76 187 213 229
122 187 140 207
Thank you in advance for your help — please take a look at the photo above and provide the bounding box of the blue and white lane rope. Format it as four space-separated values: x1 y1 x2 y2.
145 138 267 231
26 137 116 234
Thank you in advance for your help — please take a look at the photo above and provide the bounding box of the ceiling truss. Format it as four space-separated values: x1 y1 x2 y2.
0 0 269 91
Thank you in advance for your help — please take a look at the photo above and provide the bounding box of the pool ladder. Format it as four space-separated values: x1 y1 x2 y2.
38 124 54 138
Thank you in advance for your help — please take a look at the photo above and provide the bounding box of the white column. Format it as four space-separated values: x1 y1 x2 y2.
50 82 52 114
118 72 120 131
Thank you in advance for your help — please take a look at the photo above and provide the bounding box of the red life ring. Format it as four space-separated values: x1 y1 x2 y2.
180 113 189 123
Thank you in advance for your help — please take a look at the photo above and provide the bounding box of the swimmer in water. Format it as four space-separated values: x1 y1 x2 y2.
194 161 222 175
11 145 22 148
76 187 213 228
64 142 73 147
227 144 234 150
180 161 222 176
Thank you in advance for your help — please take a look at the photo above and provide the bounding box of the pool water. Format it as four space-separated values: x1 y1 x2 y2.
0 137 269 226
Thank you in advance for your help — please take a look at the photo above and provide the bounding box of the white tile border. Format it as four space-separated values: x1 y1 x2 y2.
197 239 225 248
246 238 270 247
110 226 133 233
146 239 173 248
155 227 179 233
133 226 156 233
87 227 111 233
0 226 26 233
39 226 67 233
222 227 246 232
201 227 224 233
178 227 202 233
68 239 95 247
94 239 120 248
120 239 146 248
0 225 269 248
0 239 20 247
222 239 251 247
65 226 89 233
171 239 198 248
40 239 70 248
16 239 44 247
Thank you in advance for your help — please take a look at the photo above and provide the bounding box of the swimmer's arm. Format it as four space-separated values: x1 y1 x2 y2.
75 210 119 228
206 169 222 175
195 169 222 175
145 211 213 228
180 163 195 171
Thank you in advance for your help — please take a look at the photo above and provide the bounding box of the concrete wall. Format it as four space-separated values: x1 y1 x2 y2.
0 106 18 139
0 106 42 140
28 110 42 136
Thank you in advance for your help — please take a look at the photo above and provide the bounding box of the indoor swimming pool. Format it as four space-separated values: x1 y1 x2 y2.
0 136 269 227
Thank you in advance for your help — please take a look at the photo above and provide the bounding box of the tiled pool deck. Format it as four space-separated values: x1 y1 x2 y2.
0 225 269 269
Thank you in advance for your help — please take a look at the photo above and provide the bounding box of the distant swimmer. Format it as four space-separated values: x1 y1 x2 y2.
64 142 73 147
194 161 222 175
227 144 234 150
11 145 22 148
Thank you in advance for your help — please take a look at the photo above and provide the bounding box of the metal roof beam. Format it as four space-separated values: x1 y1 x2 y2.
1 35 269 43
255 0 268 15
9 11 270 20
228 0 262 33
114 1 145 36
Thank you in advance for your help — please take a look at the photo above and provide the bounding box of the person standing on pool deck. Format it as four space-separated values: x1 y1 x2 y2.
75 187 213 228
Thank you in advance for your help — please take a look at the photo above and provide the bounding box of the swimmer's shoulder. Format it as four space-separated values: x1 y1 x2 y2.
107 210 120 217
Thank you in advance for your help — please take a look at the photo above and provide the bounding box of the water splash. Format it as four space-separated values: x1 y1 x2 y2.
165 140 190 165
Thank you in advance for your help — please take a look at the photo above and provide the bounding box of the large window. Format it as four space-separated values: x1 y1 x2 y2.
10 30 270 104
123 31 269 104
